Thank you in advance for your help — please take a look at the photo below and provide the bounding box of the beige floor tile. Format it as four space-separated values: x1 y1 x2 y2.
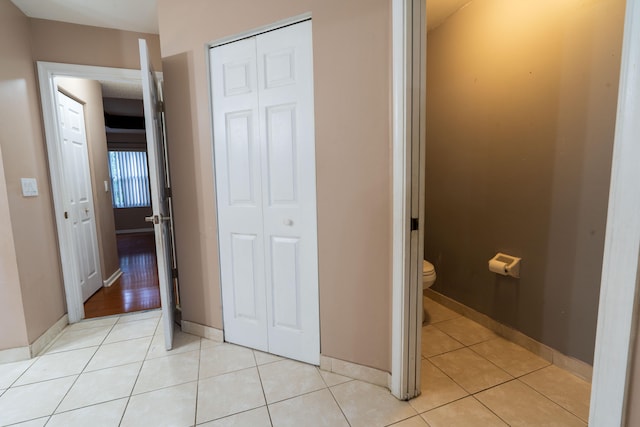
196 367 265 424
199 407 271 427
9 417 49 427
409 359 468 413
430 348 512 394
103 318 159 344
0 359 34 389
146 329 201 359
133 350 199 394
476 380 586 426
253 350 283 365
121 381 197 427
421 396 507 427
388 416 430 426
57 362 141 412
331 380 417 427
45 326 111 353
470 337 550 377
433 317 496 346
47 398 128 427
258 359 326 404
269 389 349 427
117 310 162 324
319 369 352 387
0 376 76 425
199 343 256 379
200 338 222 350
14 347 96 386
67 316 118 331
520 365 591 421
421 325 464 358
423 297 461 324
85 337 151 371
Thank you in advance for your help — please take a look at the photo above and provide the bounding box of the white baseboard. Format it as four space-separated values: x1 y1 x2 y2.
181 320 223 343
320 355 390 388
103 268 123 287
0 314 69 363
425 289 593 381
115 228 153 235
0 346 31 364
30 314 68 357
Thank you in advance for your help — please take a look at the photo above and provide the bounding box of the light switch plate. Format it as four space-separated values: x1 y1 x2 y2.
21 178 38 197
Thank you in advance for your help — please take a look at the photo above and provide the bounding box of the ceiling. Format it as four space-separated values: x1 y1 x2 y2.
11 0 470 36
10 0 159 34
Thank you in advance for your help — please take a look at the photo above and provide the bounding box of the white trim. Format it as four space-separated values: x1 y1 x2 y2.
0 314 69 363
103 268 123 288
30 315 68 357
319 355 389 388
0 347 31 364
208 12 312 48
391 0 426 400
181 320 224 343
36 62 162 324
590 0 640 424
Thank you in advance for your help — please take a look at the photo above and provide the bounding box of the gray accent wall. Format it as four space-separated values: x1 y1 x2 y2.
424 0 625 364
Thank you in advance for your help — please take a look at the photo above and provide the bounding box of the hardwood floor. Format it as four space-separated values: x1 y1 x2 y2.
84 232 161 319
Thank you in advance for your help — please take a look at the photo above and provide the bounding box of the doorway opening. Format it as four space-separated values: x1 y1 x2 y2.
53 75 161 320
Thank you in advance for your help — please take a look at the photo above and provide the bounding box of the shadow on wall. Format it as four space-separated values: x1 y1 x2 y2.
162 50 223 329
424 0 624 364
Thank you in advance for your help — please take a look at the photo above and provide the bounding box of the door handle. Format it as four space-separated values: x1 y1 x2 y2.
283 219 294 226
145 214 172 225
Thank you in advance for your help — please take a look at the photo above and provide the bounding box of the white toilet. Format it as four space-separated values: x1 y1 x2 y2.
423 260 436 289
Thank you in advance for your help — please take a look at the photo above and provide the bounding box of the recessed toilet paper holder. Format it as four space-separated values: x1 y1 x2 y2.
488 253 521 278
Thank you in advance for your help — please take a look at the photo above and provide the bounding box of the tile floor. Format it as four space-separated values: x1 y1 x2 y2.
0 298 591 426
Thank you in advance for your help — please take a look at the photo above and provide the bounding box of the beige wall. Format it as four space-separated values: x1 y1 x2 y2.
424 0 625 363
0 144 29 350
29 19 162 72
0 0 67 345
0 1 162 350
56 77 120 282
158 0 392 370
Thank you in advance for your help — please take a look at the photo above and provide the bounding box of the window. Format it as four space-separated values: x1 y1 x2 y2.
108 150 151 208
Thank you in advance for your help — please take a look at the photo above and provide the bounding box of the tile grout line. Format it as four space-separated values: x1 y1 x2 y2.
253 351 275 427
44 317 122 422
192 335 203 427
324 379 352 427
513 376 588 423
469 394 511 426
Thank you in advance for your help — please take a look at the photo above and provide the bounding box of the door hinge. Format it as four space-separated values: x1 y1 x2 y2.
410 217 419 231
171 268 179 279
165 187 172 198
157 100 164 113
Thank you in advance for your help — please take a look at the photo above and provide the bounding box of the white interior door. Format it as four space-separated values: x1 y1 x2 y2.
212 20 320 364
57 91 103 302
140 38 175 350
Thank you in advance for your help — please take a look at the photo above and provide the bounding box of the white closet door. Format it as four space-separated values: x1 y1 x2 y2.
212 20 319 364
57 92 102 302
257 21 319 364
212 37 269 352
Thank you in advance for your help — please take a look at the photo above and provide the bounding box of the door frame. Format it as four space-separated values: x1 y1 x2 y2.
37 61 162 323
390 0 640 421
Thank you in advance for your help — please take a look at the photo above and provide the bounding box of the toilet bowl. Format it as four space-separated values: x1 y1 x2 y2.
423 260 436 290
